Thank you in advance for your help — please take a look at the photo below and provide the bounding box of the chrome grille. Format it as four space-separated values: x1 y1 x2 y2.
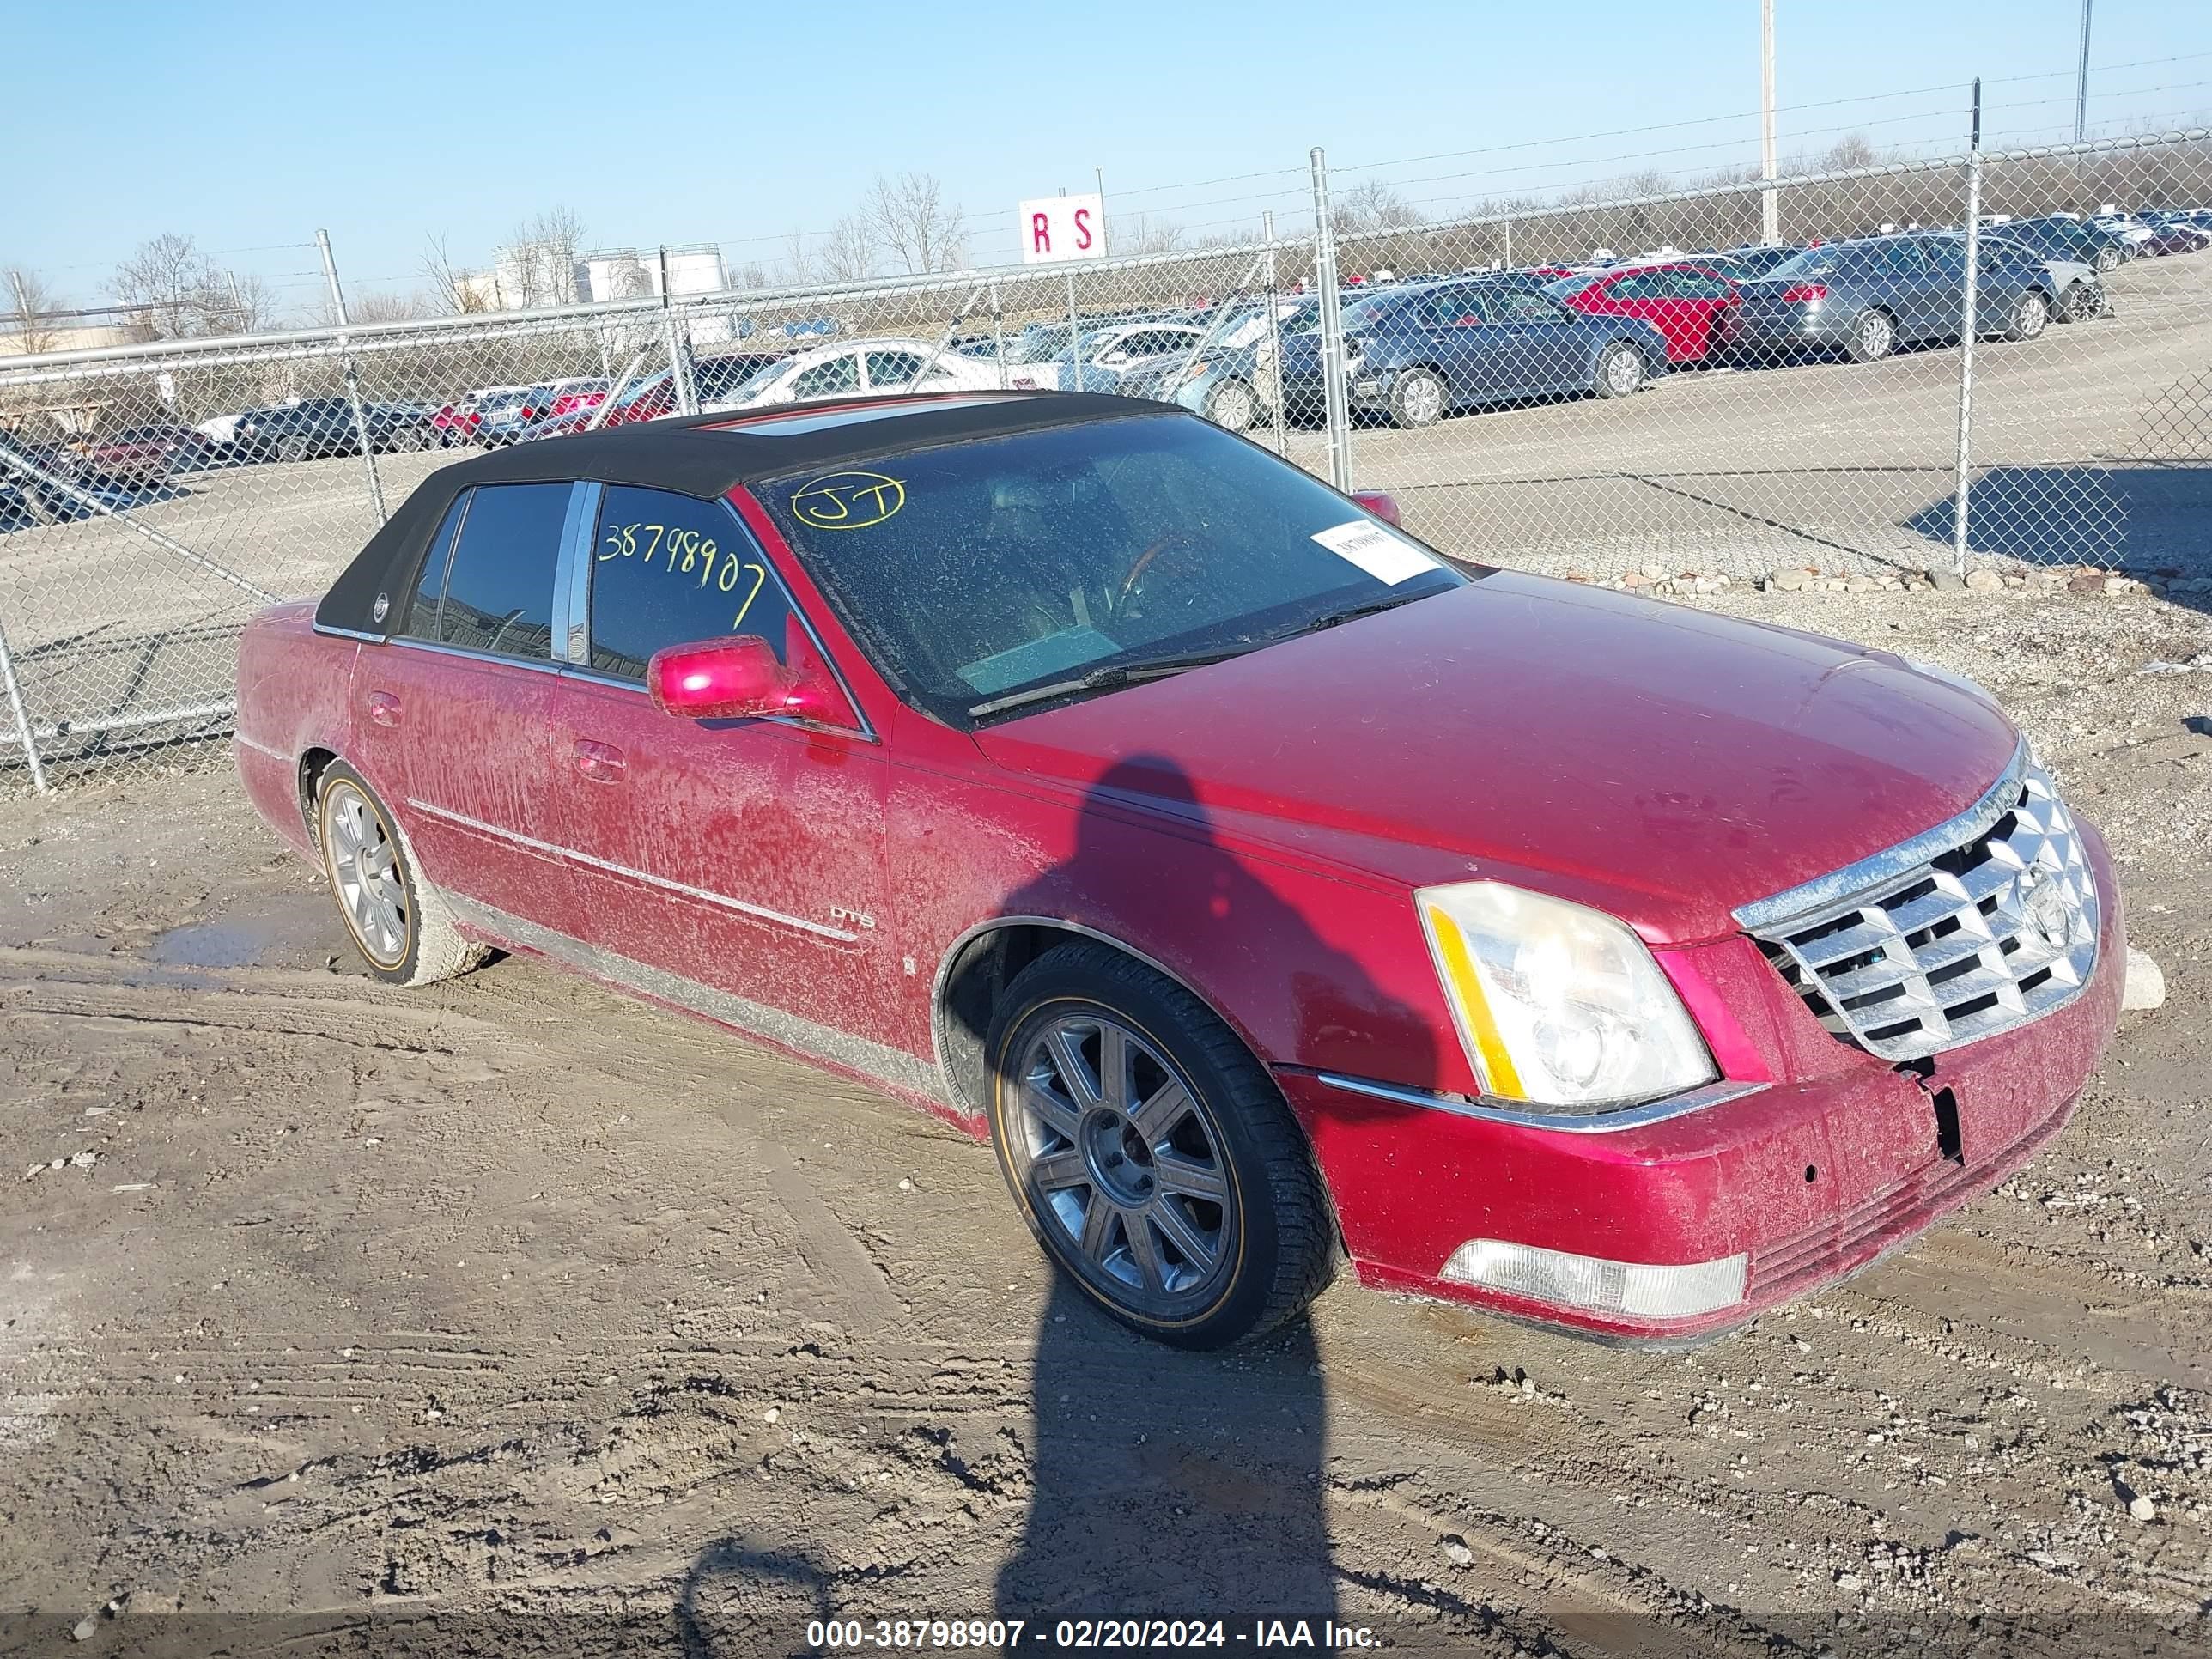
1735 745 2099 1062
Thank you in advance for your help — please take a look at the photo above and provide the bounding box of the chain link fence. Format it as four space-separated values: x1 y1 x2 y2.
3 128 2209 794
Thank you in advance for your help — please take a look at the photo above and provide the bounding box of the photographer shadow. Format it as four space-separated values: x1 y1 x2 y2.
979 754 1443 1637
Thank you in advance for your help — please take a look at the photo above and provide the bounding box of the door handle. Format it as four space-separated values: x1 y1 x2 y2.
367 691 401 728
572 738 627 783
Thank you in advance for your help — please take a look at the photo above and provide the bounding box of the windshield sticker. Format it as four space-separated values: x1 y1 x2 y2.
791 470 906 531
1310 520 1438 586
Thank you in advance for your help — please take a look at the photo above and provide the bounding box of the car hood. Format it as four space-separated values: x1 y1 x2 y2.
971 574 2020 943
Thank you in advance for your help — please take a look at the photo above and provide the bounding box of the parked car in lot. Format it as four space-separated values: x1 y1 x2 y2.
1712 245 1803 278
711 337 1001 408
82 422 216 484
1992 216 2132 274
235 398 440 462
1048 323 1212 394
1544 262 1741 364
1974 233 2107 323
236 391 2122 1348
468 386 561 447
1282 276 1672 427
0 429 83 524
1718 234 2057 363
1115 299 1328 432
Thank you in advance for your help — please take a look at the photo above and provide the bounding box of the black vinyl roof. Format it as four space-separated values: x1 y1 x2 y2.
315 392 1153 636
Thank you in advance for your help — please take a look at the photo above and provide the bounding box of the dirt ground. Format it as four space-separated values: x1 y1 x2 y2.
2 586 2209 1658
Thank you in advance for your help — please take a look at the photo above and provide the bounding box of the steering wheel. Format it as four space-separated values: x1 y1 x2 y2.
1115 532 1202 611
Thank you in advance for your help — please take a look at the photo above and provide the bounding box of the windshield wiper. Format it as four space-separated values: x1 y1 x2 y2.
1290 589 1433 635
967 644 1256 720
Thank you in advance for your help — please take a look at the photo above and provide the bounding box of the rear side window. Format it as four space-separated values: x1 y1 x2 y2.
399 492 471 640
1608 272 1668 300
434 482 567 659
587 486 796 679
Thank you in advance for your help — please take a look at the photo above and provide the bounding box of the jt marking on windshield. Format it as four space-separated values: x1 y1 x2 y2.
791 471 906 531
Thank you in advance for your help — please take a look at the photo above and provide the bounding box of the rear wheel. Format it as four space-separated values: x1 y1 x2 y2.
987 944 1336 1348
276 434 310 464
1203 378 1258 434
1844 307 1896 363
2002 289 2051 343
2094 245 2122 274
315 762 489 988
1594 341 1647 398
2059 280 2106 322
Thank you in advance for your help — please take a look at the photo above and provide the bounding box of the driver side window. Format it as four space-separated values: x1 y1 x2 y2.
587 486 796 679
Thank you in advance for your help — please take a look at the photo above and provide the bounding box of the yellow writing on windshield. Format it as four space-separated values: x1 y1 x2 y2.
790 470 905 531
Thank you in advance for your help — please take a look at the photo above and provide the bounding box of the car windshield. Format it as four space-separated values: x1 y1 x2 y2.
1339 294 1398 331
757 412 1465 725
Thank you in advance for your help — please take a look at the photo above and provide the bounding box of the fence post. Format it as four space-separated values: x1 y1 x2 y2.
664 304 698 416
1262 210 1287 457
989 281 1008 390
315 229 387 526
1065 273 1083 391
1309 146 1354 493
0 614 49 796
1951 81 1984 580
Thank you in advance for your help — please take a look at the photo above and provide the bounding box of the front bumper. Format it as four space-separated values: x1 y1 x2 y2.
1278 830 2124 1344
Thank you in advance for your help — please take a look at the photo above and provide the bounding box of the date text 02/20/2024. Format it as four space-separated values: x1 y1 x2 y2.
804 1618 1382 1649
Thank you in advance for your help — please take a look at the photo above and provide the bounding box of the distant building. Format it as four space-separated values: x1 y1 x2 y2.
0 304 141 357
575 246 727 304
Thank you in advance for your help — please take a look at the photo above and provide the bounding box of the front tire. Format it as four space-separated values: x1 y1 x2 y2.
987 944 1336 1349
2003 289 2051 342
1388 367 1448 428
2094 245 2122 273
1594 341 1647 398
276 434 310 464
315 761 489 988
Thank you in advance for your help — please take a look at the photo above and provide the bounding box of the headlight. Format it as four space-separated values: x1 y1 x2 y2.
1417 881 1716 1110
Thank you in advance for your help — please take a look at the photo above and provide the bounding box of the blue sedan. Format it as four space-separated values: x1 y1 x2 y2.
1280 278 1673 428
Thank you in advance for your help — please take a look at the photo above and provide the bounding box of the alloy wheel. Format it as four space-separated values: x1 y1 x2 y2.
1011 1012 1235 1317
325 781 409 967
1208 381 1256 433
1859 312 1894 358
1604 346 1644 395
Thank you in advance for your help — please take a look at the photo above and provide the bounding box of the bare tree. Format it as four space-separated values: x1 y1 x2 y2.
4 267 64 355
862 172 966 274
817 215 878 283
1333 179 1421 236
347 289 434 325
1114 213 1186 256
111 233 211 339
420 234 488 314
780 227 814 286
498 205 588 307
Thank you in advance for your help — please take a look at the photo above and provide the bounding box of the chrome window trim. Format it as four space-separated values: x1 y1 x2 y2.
551 480 599 667
1732 736 2032 933
379 636 570 678
404 794 859 943
312 623 387 644
1314 1072 1766 1133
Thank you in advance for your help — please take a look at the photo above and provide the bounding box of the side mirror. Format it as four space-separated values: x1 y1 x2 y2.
647 634 860 731
1352 489 1402 527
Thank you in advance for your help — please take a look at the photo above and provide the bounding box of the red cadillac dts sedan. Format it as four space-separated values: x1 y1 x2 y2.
235 392 2122 1348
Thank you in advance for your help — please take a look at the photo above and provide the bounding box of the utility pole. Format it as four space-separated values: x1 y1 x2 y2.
2074 0 2094 143
1759 0 1779 245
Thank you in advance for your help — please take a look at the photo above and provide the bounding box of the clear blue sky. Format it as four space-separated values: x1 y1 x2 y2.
6 0 2209 316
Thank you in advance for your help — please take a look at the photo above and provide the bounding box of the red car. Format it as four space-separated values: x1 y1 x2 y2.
1545 262 1743 363
234 392 2122 1349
